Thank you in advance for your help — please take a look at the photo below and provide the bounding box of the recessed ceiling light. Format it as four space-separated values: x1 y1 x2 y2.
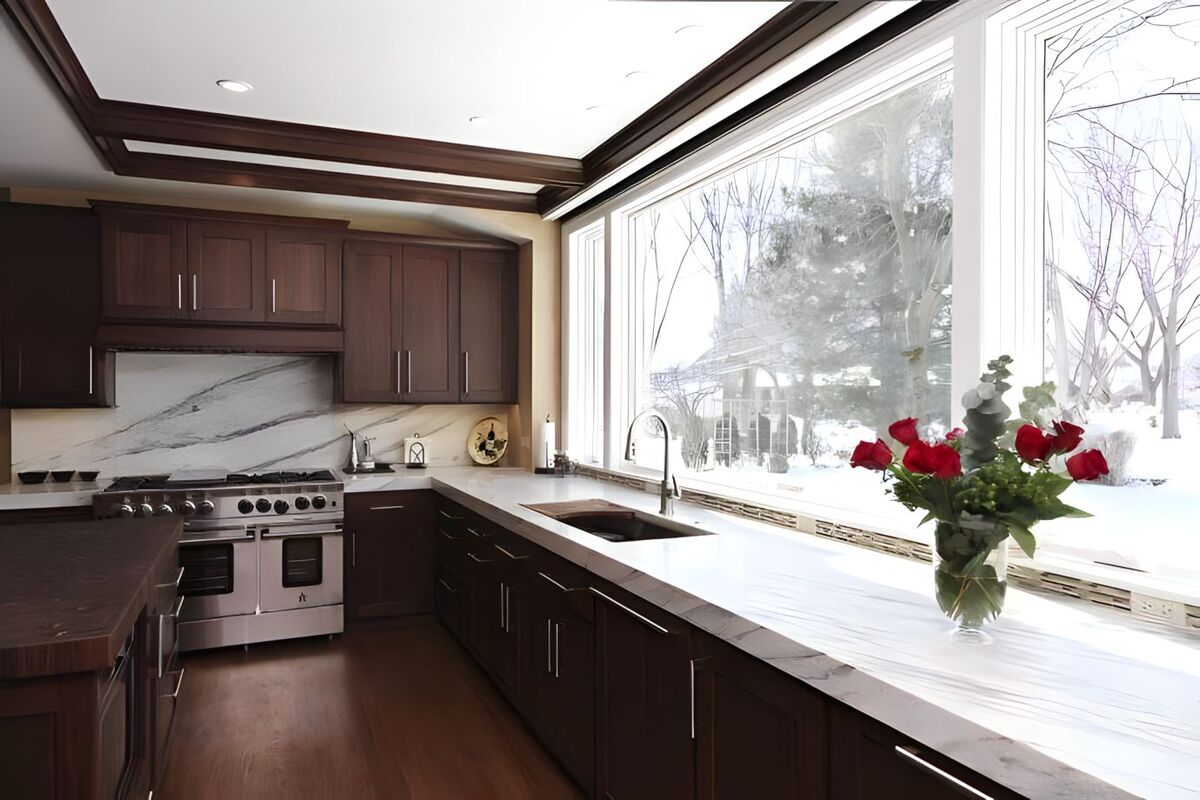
585 104 613 113
216 79 253 93
468 115 500 124
624 70 649 80
674 24 704 36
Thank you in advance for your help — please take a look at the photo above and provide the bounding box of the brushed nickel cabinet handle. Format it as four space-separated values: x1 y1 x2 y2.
351 532 356 568
177 273 183 309
590 587 669 635
438 510 464 521
369 505 405 511
396 351 402 394
463 351 469 395
494 544 530 561
170 667 186 699
439 528 463 542
499 582 506 630
437 578 459 593
466 527 487 538
690 659 696 739
537 571 580 593
192 274 198 310
467 552 493 564
271 278 277 314
88 346 93 394
546 618 553 673
505 585 512 633
894 747 993 799
406 350 412 393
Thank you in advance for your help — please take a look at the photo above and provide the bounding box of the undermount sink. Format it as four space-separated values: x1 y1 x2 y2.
526 499 713 544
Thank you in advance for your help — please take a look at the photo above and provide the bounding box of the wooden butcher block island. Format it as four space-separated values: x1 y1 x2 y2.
0 517 182 799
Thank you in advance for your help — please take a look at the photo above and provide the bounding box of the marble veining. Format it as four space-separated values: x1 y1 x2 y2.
429 467 1199 800
10 353 510 475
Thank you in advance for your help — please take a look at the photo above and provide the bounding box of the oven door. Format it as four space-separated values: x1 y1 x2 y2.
178 526 258 621
258 520 343 612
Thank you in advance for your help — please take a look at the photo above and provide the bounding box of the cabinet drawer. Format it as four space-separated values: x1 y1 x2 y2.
435 568 469 644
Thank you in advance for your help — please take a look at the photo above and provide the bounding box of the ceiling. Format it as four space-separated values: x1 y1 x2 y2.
3 1 917 217
48 0 787 158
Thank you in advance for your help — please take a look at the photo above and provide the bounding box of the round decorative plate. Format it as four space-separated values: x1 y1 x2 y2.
468 416 509 466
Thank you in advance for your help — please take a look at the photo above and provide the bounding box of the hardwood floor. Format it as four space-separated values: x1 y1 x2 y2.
159 619 584 799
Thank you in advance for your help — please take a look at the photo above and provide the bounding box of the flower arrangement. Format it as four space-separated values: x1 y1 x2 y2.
850 356 1108 636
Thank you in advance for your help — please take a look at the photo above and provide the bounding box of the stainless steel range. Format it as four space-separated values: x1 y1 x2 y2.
94 468 344 652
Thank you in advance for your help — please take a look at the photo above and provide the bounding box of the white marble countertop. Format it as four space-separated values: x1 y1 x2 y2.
424 467 1198 800
0 478 103 509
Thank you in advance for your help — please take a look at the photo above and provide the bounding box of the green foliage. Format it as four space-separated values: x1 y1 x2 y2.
959 356 1013 471
1001 381 1059 448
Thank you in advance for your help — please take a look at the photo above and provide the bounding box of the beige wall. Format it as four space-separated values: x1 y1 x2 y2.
5 187 561 476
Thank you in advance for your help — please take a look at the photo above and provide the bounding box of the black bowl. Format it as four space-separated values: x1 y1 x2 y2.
78 470 100 482
51 470 76 483
18 471 48 484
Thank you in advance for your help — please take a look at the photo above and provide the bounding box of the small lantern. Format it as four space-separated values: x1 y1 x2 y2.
404 434 427 469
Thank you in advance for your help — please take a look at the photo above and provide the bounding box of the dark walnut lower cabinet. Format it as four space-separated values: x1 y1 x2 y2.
432 495 1031 800
344 490 436 621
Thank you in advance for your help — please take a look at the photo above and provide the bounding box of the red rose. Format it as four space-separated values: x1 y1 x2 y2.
945 427 964 442
1050 420 1084 454
902 440 962 479
1015 424 1054 463
888 417 921 445
1067 449 1109 481
850 439 893 471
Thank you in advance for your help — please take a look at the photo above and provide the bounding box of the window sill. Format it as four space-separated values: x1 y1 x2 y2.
577 464 1200 625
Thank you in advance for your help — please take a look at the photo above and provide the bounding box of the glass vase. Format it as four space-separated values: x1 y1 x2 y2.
932 519 1009 642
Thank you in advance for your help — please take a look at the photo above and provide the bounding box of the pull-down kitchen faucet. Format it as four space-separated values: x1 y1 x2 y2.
625 409 681 517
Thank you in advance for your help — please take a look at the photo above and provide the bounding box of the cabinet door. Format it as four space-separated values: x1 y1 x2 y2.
693 633 827 800
594 582 694 800
830 704 1021 800
459 249 516 403
1 204 113 407
186 221 266 322
344 491 436 621
527 566 595 793
341 239 403 402
100 211 187 320
266 227 342 325
400 245 459 403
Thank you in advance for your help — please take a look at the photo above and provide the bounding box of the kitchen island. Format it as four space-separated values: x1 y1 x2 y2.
0 517 182 798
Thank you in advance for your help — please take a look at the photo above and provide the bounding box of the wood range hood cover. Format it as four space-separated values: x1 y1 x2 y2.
93 323 345 354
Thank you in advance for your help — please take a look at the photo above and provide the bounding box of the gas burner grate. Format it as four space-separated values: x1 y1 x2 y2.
103 475 170 492
226 470 338 486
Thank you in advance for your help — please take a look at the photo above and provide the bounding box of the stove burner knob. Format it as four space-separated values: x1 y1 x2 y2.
183 500 197 516
238 499 254 515
256 498 272 513
273 499 290 514
198 500 215 515
156 503 174 516
294 496 310 511
137 503 154 518
311 495 327 510
117 504 135 519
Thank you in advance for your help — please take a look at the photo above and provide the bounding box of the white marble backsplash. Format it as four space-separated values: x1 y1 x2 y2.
11 353 511 475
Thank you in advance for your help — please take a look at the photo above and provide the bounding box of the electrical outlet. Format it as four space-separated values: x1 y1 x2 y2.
1130 592 1187 626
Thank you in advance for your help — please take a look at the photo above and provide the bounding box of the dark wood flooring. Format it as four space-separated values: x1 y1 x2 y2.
159 618 583 799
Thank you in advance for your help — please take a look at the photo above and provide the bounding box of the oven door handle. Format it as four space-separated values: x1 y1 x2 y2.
180 532 256 545
259 528 342 539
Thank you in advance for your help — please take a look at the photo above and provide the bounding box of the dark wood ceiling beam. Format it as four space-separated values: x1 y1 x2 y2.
89 100 583 188
108 147 539 213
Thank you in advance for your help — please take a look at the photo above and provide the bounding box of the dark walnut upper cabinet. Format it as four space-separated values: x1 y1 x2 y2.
459 248 517 403
692 632 828 800
266 227 342 325
100 210 187 320
97 203 345 331
0 203 114 407
340 240 460 403
186 221 266 322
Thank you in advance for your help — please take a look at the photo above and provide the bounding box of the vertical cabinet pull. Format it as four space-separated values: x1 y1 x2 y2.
177 273 183 309
406 350 412 393
546 619 553 673
192 274 198 311
271 278 277 314
689 659 696 740
463 351 470 394
504 585 512 633
499 582 506 630
395 351 402 394
88 346 94 395
351 532 356 568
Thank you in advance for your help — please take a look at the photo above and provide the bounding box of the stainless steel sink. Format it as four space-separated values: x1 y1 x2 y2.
530 502 713 543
